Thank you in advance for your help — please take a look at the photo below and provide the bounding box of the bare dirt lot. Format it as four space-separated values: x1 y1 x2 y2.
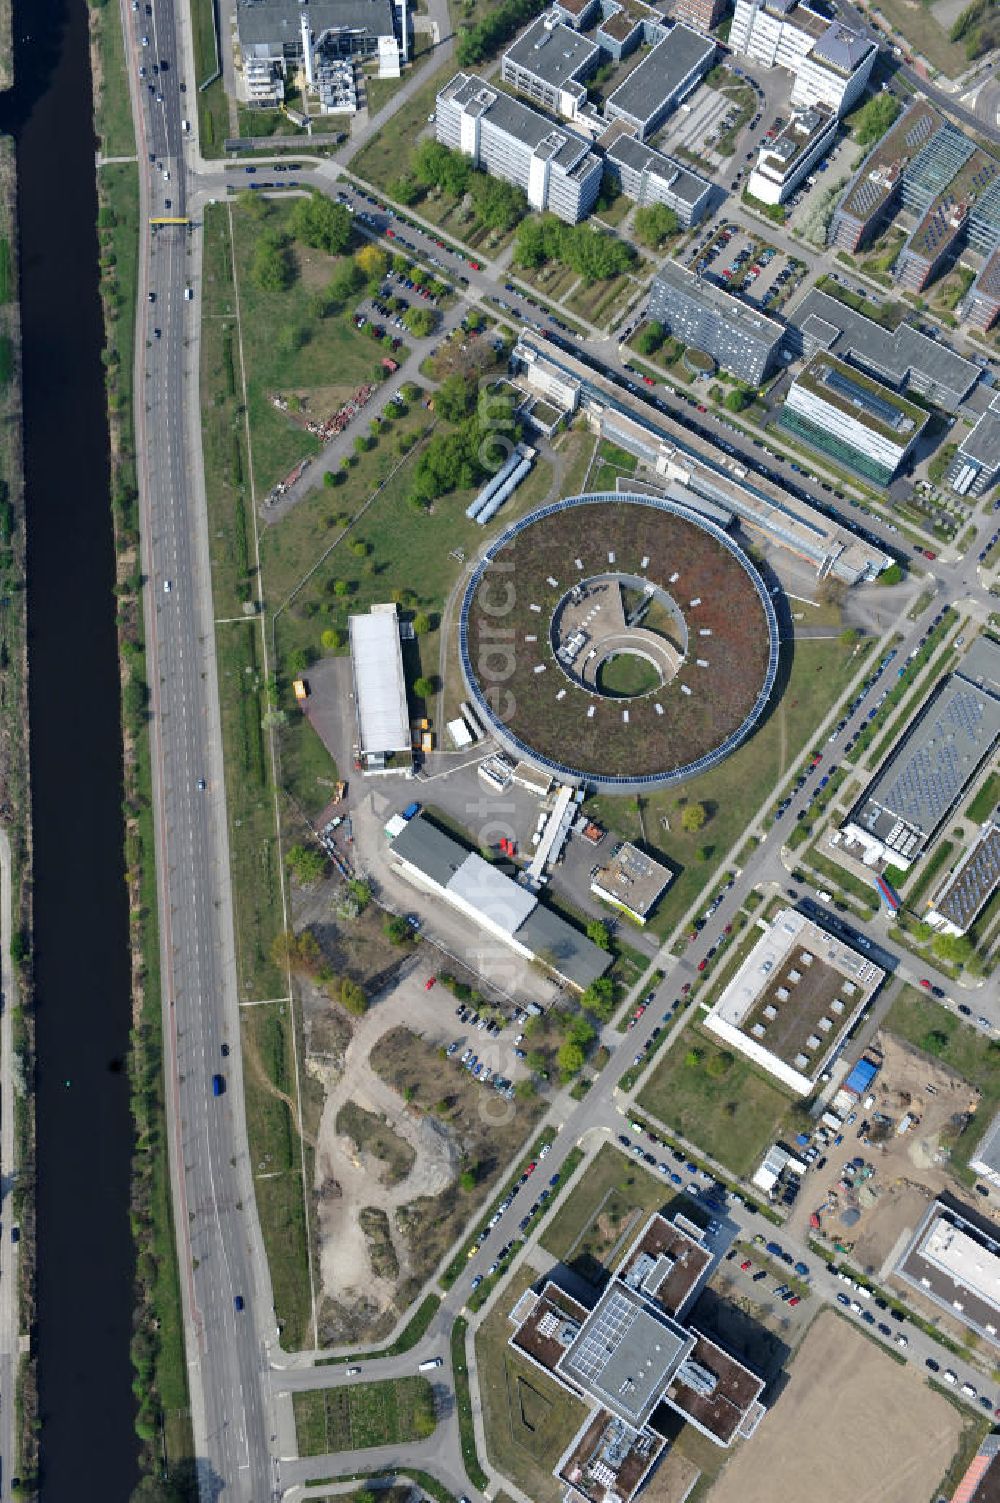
706 1310 963 1503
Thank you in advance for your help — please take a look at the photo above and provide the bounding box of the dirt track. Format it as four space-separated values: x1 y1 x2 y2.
707 1310 962 1503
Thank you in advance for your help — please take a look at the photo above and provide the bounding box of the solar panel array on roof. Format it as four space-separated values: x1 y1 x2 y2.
934 824 1000 932
880 688 988 826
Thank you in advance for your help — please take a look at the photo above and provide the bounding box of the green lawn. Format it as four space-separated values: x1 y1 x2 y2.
638 1027 792 1176
93 1 137 158
350 62 460 190
539 1143 668 1279
242 1002 313 1346
225 201 409 496
588 635 864 941
293 1376 436 1455
968 772 999 824
476 1269 589 1503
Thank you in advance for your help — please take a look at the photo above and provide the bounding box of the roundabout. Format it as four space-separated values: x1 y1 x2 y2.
459 493 780 791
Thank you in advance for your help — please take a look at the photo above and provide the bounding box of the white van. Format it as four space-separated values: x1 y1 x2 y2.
181 119 191 133
418 1357 443 1371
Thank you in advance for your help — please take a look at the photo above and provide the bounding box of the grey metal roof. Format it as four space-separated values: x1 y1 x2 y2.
236 0 394 44
390 814 611 988
514 904 612 990
960 395 1000 470
791 288 980 404
811 20 873 74
503 14 598 89
442 74 597 172
605 134 711 207
606 24 714 126
448 853 537 934
390 815 472 890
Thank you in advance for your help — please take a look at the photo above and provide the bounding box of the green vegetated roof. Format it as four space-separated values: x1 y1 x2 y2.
795 353 927 443
464 496 773 781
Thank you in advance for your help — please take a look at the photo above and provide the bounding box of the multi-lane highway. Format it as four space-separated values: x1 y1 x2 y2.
122 0 282 1496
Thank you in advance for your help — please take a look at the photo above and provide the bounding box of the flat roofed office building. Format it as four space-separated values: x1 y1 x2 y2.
927 820 1000 937
966 248 1000 333
729 0 874 115
781 352 928 485
703 906 885 1095
604 25 715 139
746 104 836 205
237 0 398 61
840 637 1000 871
603 131 713 225
648 261 783 383
436 72 603 222
501 13 600 120
949 393 1000 497
896 1195 1000 1346
590 841 672 924
789 287 980 410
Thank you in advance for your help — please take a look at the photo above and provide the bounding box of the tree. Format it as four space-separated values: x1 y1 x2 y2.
586 919 611 950
467 171 527 231
633 202 679 248
850 92 901 146
404 305 436 338
327 259 365 307
290 192 351 255
557 1040 585 1080
566 1015 596 1050
459 1167 477 1192
435 371 478 423
251 229 293 292
413 675 436 699
881 563 904 586
580 975 616 1021
338 977 369 1015
839 627 860 646
526 1049 547 1074
384 915 412 944
680 801 707 833
724 385 753 413
932 932 975 967
390 173 423 205
354 243 388 283
412 612 432 635
271 927 321 974
321 627 343 651
285 844 326 885
332 578 351 596
635 320 666 357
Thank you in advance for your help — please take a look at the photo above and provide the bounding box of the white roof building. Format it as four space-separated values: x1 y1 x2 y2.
348 604 411 772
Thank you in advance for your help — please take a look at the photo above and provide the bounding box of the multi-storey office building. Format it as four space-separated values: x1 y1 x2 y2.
500 13 601 122
965 248 1000 333
746 104 836 204
648 261 783 382
780 353 927 484
729 0 874 116
603 130 713 225
948 393 1000 497
436 72 603 222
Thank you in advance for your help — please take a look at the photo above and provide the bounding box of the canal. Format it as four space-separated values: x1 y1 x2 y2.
0 0 138 1497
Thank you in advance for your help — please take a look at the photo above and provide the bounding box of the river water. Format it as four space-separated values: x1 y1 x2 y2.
0 0 138 1496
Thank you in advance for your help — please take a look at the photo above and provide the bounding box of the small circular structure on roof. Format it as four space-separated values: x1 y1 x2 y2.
459 493 779 792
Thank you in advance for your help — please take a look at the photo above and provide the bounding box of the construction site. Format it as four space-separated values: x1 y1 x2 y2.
780 1031 981 1287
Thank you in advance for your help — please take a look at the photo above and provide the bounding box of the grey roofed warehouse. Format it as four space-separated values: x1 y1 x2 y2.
237 0 397 53
388 813 611 990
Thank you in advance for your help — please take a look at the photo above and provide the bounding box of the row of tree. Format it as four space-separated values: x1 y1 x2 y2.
455 0 547 66
513 213 636 283
396 140 528 233
409 384 521 508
